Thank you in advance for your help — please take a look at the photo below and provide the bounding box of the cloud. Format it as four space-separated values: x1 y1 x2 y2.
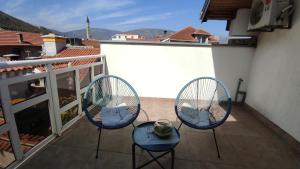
4 0 25 8
115 12 174 26
11 0 136 32
93 9 140 21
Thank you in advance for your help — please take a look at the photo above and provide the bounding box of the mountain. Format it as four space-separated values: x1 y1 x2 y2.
63 28 174 40
0 11 50 34
125 28 174 39
63 28 121 40
0 11 174 40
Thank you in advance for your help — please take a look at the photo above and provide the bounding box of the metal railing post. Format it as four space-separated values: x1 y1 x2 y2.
45 64 63 136
0 86 23 160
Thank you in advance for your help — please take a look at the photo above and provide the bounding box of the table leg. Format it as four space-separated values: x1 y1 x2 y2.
132 144 136 169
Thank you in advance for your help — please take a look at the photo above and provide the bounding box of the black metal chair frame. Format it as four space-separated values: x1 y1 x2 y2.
83 75 140 159
175 77 232 159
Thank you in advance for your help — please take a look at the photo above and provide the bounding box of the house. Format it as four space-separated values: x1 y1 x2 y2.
111 33 144 41
1 1 300 168
162 26 219 44
0 33 100 78
0 30 43 60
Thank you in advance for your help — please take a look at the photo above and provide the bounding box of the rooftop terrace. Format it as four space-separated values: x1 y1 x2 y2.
0 40 299 169
18 98 300 169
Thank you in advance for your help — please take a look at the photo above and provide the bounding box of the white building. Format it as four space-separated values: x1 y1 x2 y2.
111 33 144 41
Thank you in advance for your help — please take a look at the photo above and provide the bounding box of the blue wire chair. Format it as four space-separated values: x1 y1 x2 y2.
175 77 232 158
83 75 140 158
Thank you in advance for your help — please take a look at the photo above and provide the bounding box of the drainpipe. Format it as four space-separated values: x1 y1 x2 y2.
235 78 247 104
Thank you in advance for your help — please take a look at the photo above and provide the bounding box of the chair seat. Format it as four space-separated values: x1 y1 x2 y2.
179 107 210 127
100 106 133 128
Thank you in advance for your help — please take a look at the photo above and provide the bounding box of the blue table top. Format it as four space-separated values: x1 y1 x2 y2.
132 121 180 152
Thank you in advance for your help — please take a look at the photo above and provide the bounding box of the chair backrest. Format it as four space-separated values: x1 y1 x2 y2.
175 77 232 129
83 75 140 129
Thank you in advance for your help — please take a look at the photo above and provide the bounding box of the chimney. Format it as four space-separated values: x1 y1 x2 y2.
16 33 23 43
41 33 66 56
163 30 167 35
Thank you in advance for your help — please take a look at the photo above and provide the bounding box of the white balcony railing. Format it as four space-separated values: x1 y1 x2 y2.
0 54 105 168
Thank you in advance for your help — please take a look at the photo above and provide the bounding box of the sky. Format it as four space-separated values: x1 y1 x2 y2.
0 0 228 36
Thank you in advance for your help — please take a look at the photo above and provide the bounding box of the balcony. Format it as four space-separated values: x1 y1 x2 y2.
15 97 300 169
0 42 299 169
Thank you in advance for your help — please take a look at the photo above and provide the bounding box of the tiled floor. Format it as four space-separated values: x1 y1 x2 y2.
19 98 300 169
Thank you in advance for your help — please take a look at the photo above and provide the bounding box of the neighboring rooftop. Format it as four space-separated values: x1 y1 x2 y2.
167 26 218 44
168 26 198 42
82 39 100 48
0 30 43 46
193 29 211 36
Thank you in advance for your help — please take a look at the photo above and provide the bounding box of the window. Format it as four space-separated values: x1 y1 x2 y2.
0 92 5 126
94 65 103 76
14 101 52 153
79 67 91 89
0 132 16 168
56 71 76 108
61 106 78 126
9 78 46 105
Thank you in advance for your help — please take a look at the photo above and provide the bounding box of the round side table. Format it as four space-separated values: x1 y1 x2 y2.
132 121 180 169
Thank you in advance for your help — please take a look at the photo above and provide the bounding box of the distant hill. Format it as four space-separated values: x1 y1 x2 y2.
0 11 50 34
125 28 174 39
63 28 174 40
0 11 174 40
63 28 121 40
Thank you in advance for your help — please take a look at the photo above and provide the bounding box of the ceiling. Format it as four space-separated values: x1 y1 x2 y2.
201 0 253 22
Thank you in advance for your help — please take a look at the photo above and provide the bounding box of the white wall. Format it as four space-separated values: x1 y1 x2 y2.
43 41 66 56
101 42 254 99
246 1 300 141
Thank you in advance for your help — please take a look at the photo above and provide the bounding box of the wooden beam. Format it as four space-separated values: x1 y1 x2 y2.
201 0 253 22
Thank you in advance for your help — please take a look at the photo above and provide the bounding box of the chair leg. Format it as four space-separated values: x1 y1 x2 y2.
95 128 102 159
132 144 136 169
212 128 221 159
177 122 183 131
171 149 175 169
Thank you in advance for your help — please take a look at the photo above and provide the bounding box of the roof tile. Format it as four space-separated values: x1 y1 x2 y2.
0 30 43 46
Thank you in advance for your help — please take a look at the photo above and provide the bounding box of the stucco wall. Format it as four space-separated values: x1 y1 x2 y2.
246 2 300 141
101 42 254 99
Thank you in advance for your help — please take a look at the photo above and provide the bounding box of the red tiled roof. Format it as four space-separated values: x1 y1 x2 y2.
0 65 33 73
55 48 100 58
193 29 211 36
1 48 101 73
82 39 100 48
168 26 198 42
208 36 219 44
0 30 43 46
168 26 217 43
0 133 45 153
38 48 101 71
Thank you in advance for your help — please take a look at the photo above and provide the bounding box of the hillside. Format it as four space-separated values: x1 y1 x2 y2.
63 28 174 40
125 28 174 39
0 11 174 40
63 28 121 40
0 11 50 34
